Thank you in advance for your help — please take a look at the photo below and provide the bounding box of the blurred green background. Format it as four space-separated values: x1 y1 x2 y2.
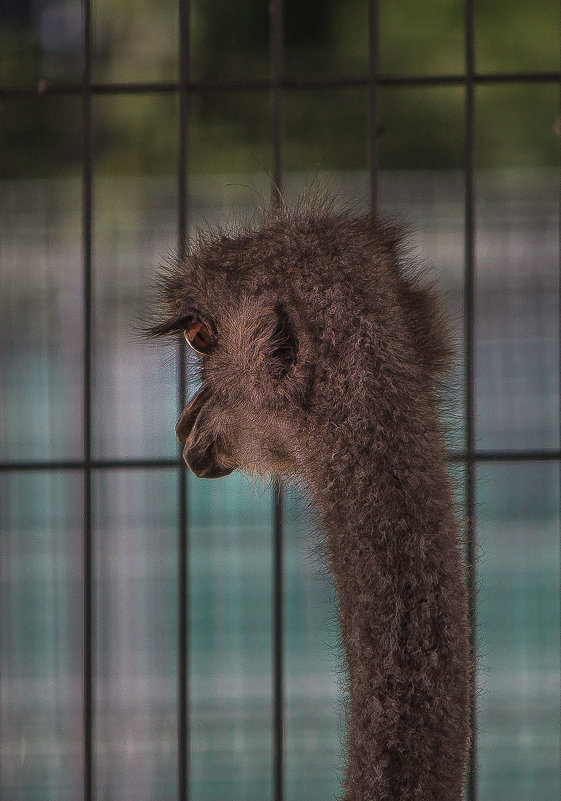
1 1 560 801
1 0 560 176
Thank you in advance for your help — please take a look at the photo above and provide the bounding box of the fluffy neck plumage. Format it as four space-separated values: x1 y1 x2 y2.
299 381 471 801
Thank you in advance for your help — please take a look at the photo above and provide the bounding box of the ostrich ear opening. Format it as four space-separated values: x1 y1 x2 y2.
268 303 298 378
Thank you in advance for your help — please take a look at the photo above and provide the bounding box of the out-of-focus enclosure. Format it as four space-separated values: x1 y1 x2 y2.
0 2 560 800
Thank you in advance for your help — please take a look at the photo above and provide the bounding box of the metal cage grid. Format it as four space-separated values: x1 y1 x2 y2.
0 1 560 800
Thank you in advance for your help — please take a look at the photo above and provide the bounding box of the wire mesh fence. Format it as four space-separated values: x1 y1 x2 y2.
0 2 560 800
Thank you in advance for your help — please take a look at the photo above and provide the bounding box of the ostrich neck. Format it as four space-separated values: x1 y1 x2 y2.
301 404 471 801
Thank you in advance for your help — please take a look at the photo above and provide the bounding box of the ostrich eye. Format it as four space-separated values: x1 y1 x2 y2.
184 319 215 354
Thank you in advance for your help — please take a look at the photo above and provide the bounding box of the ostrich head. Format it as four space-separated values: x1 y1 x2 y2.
149 205 451 483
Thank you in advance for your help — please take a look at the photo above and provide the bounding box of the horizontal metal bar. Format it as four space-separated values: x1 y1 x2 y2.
1 71 560 98
1 450 560 472
448 449 561 463
0 458 181 471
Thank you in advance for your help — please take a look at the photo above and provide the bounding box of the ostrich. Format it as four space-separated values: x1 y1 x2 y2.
148 202 471 801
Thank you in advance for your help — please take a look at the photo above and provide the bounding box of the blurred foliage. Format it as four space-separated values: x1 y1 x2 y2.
0 0 559 178
474 0 561 73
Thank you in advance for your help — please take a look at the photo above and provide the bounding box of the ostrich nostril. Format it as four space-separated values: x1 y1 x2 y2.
176 413 192 445
176 385 210 445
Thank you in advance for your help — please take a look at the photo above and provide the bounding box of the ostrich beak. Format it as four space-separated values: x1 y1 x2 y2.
176 386 234 479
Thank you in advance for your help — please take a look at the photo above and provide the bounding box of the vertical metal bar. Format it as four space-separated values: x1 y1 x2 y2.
82 1 93 799
558 4 561 787
464 1 477 800
368 0 380 213
272 479 284 801
178 2 190 800
271 0 284 204
270 3 285 800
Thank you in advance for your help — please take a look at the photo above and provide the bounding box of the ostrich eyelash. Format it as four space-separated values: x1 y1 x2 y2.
148 315 193 339
148 307 214 342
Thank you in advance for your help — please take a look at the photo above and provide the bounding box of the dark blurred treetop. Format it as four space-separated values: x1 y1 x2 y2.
1 0 559 178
